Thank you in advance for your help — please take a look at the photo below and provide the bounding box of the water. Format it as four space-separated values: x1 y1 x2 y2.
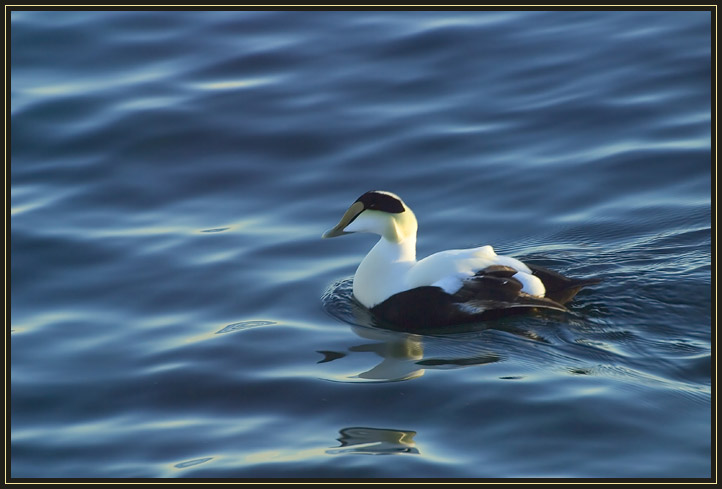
10 10 711 478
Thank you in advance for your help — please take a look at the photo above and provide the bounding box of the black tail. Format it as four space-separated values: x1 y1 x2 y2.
527 264 601 305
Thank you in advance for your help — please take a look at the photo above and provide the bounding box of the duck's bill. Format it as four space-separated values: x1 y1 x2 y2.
322 201 364 238
322 228 352 238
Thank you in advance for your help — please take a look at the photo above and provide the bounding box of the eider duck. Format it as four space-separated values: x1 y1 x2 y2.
323 190 600 330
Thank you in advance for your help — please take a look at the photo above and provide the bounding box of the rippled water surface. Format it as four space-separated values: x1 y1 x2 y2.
11 10 711 478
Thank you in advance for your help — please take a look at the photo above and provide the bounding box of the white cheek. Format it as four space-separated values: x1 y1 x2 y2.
344 212 386 235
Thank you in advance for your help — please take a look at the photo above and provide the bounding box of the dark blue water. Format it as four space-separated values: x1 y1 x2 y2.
10 10 711 478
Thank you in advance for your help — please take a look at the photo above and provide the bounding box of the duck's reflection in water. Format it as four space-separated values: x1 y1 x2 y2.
325 324 501 382
327 427 419 455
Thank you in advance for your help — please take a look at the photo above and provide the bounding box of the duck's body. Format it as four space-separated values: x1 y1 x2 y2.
323 191 599 330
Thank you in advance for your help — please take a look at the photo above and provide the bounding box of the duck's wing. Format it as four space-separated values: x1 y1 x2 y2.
408 246 546 297
371 265 567 331
453 265 567 313
406 245 500 290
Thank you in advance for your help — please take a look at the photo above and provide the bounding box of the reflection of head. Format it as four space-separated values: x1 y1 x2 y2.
350 325 426 381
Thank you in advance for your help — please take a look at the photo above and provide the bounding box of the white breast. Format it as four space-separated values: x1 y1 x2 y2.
352 237 415 308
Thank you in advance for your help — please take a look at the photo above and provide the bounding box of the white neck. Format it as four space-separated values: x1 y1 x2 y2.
352 234 417 308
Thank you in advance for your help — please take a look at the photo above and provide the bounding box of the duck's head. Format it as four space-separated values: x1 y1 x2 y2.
322 190 418 243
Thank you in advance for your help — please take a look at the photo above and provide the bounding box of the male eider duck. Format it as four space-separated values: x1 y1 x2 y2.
323 190 600 330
